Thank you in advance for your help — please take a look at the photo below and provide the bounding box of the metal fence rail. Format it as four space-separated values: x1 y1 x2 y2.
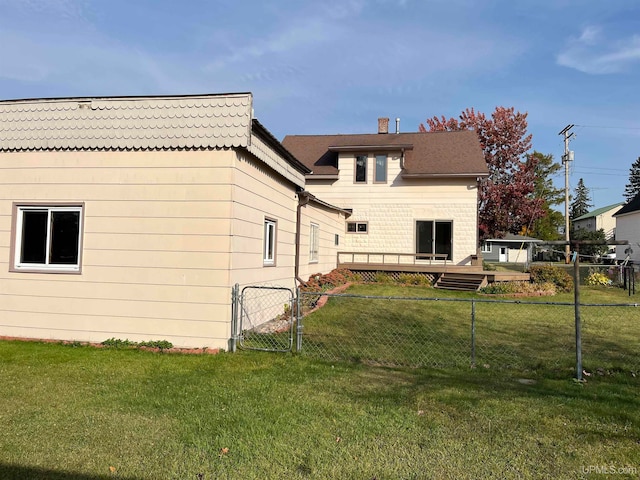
296 292 640 373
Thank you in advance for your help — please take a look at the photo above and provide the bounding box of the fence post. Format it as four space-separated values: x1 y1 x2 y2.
471 299 476 368
574 252 583 381
296 287 303 353
230 283 239 353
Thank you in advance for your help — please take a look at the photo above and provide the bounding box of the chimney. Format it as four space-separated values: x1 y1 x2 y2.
378 117 389 134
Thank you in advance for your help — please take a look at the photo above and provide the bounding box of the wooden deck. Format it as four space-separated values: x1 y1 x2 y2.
337 252 530 283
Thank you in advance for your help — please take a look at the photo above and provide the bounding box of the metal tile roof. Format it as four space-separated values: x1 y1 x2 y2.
0 93 252 151
573 202 624 221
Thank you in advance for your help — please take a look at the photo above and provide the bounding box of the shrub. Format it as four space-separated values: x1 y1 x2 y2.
299 269 357 310
372 272 394 284
480 281 556 296
101 338 173 350
585 272 611 286
397 273 432 286
482 261 497 271
529 265 573 293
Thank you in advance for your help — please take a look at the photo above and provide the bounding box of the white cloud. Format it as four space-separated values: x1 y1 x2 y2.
557 26 640 74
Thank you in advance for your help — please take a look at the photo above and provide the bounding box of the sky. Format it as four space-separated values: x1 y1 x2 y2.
1 0 639 209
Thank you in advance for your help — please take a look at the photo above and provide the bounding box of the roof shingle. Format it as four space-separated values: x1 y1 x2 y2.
0 93 252 151
282 130 488 177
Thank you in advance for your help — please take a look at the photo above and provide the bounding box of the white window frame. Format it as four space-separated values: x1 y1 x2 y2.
481 242 492 253
13 204 83 273
263 218 277 266
310 223 319 263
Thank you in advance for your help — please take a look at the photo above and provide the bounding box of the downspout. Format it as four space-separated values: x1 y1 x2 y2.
295 191 310 286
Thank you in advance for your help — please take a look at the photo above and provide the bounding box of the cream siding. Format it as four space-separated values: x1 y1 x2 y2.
305 151 479 265
615 212 640 263
0 149 235 348
298 201 348 281
229 151 298 289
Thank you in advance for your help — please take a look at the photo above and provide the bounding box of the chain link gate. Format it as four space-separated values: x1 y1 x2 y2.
232 284 296 352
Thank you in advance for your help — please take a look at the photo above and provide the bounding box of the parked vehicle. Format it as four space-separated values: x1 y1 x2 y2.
602 248 617 264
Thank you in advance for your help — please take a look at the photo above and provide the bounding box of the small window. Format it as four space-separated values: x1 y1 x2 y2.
481 242 492 253
355 155 367 183
310 223 319 263
347 222 368 234
264 218 276 266
335 234 339 246
13 205 83 273
375 154 387 183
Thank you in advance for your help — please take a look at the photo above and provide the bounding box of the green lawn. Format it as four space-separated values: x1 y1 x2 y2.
299 284 640 373
1 341 639 479
1 285 639 479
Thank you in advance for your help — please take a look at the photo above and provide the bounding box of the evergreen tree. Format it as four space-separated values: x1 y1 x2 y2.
571 228 608 262
570 178 592 220
624 156 640 203
529 152 564 240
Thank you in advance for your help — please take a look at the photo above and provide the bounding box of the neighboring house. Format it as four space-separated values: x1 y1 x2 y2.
613 194 640 264
0 93 348 349
573 203 623 241
282 118 488 266
481 234 542 264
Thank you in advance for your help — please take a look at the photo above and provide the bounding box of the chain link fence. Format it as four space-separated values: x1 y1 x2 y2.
233 285 295 352
296 292 640 373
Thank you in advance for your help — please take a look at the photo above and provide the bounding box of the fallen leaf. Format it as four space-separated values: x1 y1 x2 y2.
109 466 116 474
219 447 229 456
417 410 425 416
336 437 342 443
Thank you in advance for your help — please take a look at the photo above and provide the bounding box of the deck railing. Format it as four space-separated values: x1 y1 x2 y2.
337 251 449 267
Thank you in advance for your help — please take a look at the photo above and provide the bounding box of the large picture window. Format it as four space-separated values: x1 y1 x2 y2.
415 220 452 261
13 205 83 272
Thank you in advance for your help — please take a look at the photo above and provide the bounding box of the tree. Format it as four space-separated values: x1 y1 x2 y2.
420 107 544 239
529 151 564 240
624 156 640 203
570 178 592 220
571 228 608 262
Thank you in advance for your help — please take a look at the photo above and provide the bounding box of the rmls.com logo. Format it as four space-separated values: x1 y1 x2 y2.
581 465 638 475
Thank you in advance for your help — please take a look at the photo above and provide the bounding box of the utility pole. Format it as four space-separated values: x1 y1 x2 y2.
559 125 574 263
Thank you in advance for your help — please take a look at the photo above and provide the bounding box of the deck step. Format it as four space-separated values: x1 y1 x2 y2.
435 273 488 292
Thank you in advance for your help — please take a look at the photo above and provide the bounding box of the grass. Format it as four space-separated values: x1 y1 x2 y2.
1 284 639 479
299 284 640 373
0 340 639 479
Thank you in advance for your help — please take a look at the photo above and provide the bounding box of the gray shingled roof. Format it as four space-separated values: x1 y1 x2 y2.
282 130 488 177
0 93 252 151
614 193 640 216
0 93 307 188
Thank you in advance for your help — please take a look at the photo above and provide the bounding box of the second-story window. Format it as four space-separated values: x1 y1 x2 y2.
355 155 367 183
375 154 387 183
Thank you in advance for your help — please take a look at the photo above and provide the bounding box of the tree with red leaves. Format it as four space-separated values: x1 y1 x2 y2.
420 107 544 240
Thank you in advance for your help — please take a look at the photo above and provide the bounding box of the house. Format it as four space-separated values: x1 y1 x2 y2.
481 234 542 264
282 118 488 267
0 93 348 349
613 194 640 264
573 203 623 241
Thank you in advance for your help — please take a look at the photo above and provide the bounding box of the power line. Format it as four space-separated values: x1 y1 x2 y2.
574 124 640 131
